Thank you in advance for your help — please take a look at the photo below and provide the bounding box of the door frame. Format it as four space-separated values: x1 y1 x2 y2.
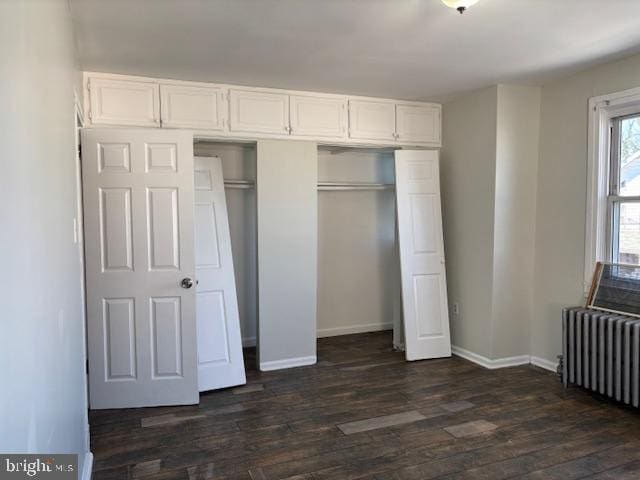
75 98 92 458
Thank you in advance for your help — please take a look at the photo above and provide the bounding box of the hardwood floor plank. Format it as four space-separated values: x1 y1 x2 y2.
443 420 498 438
337 411 427 435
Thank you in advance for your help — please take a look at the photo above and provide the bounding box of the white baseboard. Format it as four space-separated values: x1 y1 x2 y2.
81 451 93 480
317 323 392 338
452 345 530 369
260 355 317 372
242 336 256 348
530 356 558 372
452 345 558 372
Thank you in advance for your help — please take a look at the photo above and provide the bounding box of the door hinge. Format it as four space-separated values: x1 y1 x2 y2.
85 359 89 374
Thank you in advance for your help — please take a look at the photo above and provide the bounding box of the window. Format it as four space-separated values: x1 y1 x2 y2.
609 114 640 264
585 87 640 293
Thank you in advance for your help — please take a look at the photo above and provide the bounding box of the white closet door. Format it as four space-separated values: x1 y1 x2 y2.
229 89 290 136
82 129 198 409
348 100 396 142
395 150 451 361
290 94 346 139
160 84 225 131
396 104 441 144
194 157 246 391
89 77 160 127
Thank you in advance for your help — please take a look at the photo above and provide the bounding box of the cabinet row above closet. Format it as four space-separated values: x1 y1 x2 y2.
83 72 441 148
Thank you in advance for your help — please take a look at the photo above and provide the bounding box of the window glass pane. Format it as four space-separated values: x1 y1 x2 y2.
617 202 640 265
619 116 640 196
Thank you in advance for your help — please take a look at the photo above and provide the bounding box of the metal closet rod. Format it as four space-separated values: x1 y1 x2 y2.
224 180 255 189
223 180 395 191
317 181 395 191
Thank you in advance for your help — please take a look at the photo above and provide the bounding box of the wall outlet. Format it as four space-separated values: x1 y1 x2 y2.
452 302 460 316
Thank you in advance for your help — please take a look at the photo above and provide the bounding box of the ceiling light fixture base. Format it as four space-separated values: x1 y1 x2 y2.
441 0 480 14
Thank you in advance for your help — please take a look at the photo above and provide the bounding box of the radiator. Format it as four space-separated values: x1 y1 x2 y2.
562 307 640 407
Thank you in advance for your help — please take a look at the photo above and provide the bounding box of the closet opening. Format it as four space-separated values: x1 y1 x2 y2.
194 140 258 371
317 145 403 352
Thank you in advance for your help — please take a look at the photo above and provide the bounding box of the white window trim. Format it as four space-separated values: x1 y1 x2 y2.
585 86 640 294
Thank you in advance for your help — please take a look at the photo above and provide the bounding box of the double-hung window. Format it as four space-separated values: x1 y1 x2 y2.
585 88 640 293
608 114 640 265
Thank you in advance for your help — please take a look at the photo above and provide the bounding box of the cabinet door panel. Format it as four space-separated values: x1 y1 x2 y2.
89 78 160 127
161 85 224 130
348 100 396 142
290 95 346 139
229 89 289 135
396 104 441 145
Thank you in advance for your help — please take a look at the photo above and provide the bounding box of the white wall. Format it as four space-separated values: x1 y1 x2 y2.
441 85 541 361
0 0 91 472
492 85 540 359
533 52 640 363
317 149 398 337
257 140 318 369
441 86 498 359
194 142 257 347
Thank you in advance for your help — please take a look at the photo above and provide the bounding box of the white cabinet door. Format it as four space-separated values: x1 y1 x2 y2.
229 89 290 136
348 100 396 142
82 129 198 409
395 150 451 361
161 84 225 131
290 95 346 139
89 78 160 127
194 157 246 391
396 104 441 144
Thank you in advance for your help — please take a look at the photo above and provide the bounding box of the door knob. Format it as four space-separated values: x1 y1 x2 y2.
180 277 194 289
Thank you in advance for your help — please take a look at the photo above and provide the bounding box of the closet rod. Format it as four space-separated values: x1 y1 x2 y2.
224 179 255 190
317 182 395 191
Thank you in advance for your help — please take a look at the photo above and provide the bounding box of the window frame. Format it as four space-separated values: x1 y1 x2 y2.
585 87 640 294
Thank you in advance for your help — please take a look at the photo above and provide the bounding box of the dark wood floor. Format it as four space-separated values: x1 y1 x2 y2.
90 331 640 480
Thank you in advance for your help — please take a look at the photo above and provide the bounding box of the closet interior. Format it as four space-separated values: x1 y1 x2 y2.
317 146 402 346
193 142 404 368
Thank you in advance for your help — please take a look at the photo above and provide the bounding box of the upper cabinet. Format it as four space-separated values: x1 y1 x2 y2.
160 84 225 130
290 94 346 139
84 73 441 147
88 77 160 127
348 100 396 142
396 104 441 144
229 89 290 136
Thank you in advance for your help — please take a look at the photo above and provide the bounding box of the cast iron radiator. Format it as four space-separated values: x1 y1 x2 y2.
562 307 640 407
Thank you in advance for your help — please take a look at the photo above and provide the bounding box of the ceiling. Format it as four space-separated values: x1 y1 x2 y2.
70 0 640 102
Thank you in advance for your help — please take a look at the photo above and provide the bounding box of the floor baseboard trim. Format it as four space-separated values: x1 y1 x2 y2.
530 356 558 373
260 355 317 372
452 345 530 369
81 451 93 480
452 345 559 372
317 323 392 338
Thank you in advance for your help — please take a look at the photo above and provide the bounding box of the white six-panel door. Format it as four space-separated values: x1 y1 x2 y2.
194 157 246 391
82 129 198 409
395 150 451 361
